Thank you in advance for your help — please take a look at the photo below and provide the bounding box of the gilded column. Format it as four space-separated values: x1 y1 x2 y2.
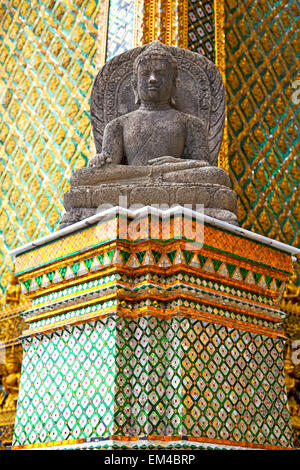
214 0 228 171
133 0 188 47
96 0 110 68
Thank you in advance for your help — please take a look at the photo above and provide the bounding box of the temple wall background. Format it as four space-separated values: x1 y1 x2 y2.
225 0 299 250
0 0 299 296
0 0 99 293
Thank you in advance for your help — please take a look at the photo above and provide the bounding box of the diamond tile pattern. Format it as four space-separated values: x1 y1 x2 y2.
0 0 99 293
13 316 293 447
188 0 214 61
13 318 117 445
225 0 300 257
20 244 286 297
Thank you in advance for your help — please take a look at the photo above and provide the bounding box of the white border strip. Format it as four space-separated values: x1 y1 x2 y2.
8 205 300 258
27 438 251 451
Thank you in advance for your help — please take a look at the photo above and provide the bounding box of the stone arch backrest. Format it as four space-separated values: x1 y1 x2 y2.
90 43 225 166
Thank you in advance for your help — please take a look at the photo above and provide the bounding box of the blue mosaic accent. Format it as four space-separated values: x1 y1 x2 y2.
188 0 215 61
106 0 135 61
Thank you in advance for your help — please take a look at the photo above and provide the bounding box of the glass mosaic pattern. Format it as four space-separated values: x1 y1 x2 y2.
106 0 135 61
188 0 215 61
19 245 286 297
13 316 293 448
0 0 99 293
11 216 294 449
225 0 300 253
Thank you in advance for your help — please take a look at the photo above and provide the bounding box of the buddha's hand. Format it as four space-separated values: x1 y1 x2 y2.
149 156 209 167
89 153 112 167
148 156 183 166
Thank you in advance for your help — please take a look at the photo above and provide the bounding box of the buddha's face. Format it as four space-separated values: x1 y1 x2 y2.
136 57 175 105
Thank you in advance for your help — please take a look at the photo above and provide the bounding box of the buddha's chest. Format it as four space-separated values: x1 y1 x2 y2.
123 114 186 165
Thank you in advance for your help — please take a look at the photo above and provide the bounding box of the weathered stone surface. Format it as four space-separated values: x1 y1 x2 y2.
90 41 225 165
70 163 231 188
60 208 96 227
60 41 239 228
204 209 239 225
63 182 238 219
213 188 237 214
162 166 231 186
60 206 239 228
70 161 213 187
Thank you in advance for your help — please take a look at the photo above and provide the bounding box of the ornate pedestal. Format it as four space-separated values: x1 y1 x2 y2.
10 207 297 450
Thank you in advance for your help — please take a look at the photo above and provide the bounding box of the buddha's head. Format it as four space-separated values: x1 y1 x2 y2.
132 41 178 107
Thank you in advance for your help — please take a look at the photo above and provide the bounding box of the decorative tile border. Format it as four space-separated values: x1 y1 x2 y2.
19 244 287 297
12 211 296 275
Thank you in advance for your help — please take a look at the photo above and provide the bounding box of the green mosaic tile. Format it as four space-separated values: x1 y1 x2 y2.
13 316 293 448
188 0 214 61
83 257 94 271
226 0 299 258
151 250 162 264
0 0 99 293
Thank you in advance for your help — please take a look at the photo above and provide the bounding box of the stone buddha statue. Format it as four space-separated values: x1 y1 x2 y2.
89 42 210 168
60 41 238 228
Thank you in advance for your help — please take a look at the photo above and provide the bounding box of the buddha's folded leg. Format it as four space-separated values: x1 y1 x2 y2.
162 166 231 187
70 160 211 187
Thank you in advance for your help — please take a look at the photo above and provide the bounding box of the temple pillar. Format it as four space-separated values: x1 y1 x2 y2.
9 207 297 449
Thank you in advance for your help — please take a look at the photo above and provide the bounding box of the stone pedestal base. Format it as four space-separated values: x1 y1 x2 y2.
10 207 295 450
60 163 238 228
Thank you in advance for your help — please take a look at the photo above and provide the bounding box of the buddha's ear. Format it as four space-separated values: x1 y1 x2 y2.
131 78 140 106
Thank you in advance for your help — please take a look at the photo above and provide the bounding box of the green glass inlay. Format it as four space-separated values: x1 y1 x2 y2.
97 253 104 265
46 271 55 282
84 257 93 271
35 275 43 287
151 250 162 264
265 274 272 288
58 266 67 279
240 267 249 281
253 272 262 284
226 263 237 277
182 250 194 265
107 249 114 261
120 250 131 264
136 251 146 265
212 259 223 273
166 250 177 264
23 279 32 290
198 254 208 268
71 262 80 275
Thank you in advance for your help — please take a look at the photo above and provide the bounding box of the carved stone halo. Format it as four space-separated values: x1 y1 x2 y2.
90 42 225 166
